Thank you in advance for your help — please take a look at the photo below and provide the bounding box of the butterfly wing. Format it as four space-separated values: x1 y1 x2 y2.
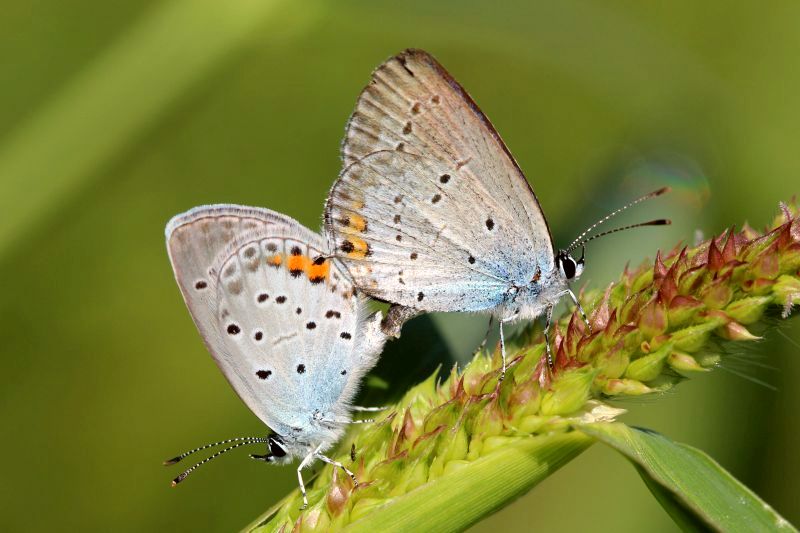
327 49 555 312
328 150 512 311
166 204 285 386
167 205 385 436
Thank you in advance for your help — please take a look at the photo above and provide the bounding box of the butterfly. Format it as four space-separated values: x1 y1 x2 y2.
325 49 668 376
163 204 388 508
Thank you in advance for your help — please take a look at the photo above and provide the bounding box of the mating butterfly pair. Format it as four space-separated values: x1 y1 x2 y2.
164 49 668 508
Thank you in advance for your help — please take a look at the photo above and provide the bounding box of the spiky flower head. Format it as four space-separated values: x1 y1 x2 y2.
251 200 800 532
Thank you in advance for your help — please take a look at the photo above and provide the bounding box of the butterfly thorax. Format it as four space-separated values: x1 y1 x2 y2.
501 248 584 322
500 265 570 322
273 415 347 463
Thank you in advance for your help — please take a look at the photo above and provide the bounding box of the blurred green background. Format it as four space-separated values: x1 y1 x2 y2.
1 0 799 531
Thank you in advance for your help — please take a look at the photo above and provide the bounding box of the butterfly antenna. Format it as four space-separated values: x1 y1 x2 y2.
568 219 671 252
168 438 267 487
566 187 671 252
163 436 265 466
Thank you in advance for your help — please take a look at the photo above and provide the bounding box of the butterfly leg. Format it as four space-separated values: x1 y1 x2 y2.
315 452 359 487
352 406 389 412
566 289 591 333
296 449 317 509
323 416 375 424
544 305 554 368
498 319 509 381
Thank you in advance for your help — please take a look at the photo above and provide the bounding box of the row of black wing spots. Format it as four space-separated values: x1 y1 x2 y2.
377 164 499 277
253 364 309 379
255 363 351 382
343 179 496 286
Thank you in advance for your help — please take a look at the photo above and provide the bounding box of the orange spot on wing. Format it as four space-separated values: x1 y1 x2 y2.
287 254 311 274
348 214 367 232
345 237 370 259
307 259 330 283
267 254 283 266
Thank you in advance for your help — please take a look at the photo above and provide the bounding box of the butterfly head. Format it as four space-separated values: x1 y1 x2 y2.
247 433 294 465
555 248 584 283
257 433 292 465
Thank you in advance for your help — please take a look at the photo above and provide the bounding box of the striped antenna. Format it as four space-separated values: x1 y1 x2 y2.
567 219 671 252
565 187 671 252
163 436 265 466
168 438 267 487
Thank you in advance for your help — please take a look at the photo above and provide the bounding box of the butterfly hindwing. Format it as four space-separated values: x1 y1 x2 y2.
327 150 511 312
167 206 382 436
166 205 286 394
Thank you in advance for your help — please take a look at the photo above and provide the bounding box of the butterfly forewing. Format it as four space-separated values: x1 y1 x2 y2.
340 49 554 270
328 49 556 311
167 206 378 436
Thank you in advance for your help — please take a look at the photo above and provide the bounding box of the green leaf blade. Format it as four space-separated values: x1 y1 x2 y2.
580 423 796 532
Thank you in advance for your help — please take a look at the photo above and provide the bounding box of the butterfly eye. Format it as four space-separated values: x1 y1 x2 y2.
557 251 579 281
562 257 576 279
268 436 287 458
